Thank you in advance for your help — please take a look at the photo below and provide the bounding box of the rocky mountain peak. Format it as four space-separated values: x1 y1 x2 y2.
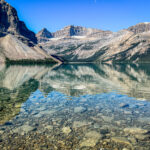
63 25 74 29
0 0 37 44
53 25 104 38
36 28 53 43
37 25 112 43
128 22 150 34
37 28 53 38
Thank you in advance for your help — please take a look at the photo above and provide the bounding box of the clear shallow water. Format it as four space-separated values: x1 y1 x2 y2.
0 64 150 150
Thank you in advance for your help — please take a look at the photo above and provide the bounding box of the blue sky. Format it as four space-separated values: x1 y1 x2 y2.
6 0 150 33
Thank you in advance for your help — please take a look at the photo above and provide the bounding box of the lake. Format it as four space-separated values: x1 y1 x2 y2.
0 63 150 150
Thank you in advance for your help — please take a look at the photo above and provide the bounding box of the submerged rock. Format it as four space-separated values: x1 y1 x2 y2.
62 127 72 134
0 130 4 134
138 117 150 124
73 121 91 128
45 125 53 130
74 106 86 113
100 127 109 135
124 110 132 115
119 103 129 108
111 137 131 146
80 131 100 147
13 125 34 135
134 134 150 140
0 107 3 111
101 115 114 122
124 128 149 135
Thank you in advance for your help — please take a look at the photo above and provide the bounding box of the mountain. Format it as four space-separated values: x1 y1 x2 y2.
38 23 150 63
127 22 150 34
0 0 60 64
0 34 61 63
2 0 150 63
52 25 112 38
0 0 37 45
36 28 53 43
36 25 112 43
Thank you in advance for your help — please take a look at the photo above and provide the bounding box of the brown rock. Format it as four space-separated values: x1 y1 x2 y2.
0 0 37 44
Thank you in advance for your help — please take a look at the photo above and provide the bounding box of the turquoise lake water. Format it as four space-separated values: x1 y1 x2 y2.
0 64 150 150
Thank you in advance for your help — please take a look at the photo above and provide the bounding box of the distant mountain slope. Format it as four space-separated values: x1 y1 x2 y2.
38 23 150 63
127 22 150 34
36 28 53 43
36 25 112 43
0 0 61 64
98 30 150 63
52 25 112 38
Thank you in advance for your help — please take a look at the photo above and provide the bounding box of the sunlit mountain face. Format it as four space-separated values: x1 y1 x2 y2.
0 64 150 149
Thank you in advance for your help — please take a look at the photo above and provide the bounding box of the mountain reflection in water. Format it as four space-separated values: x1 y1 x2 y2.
0 63 150 98
0 64 150 149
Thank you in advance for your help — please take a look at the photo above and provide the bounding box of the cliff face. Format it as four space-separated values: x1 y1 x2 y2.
0 0 61 64
52 25 111 38
0 0 37 44
127 22 150 34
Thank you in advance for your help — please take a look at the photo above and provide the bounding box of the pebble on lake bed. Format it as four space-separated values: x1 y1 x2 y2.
74 106 86 113
119 103 129 108
111 137 132 146
45 125 53 130
73 121 91 128
123 128 149 135
62 127 71 134
138 117 150 124
101 115 114 122
0 130 4 134
13 125 34 135
80 131 100 147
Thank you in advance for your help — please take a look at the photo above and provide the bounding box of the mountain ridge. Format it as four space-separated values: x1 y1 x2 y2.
0 0 61 64
127 22 150 34
36 25 112 43
1 0 150 63
0 0 37 45
37 22 150 38
38 23 150 63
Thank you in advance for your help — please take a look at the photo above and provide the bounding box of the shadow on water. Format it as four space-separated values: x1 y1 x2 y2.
0 63 150 149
